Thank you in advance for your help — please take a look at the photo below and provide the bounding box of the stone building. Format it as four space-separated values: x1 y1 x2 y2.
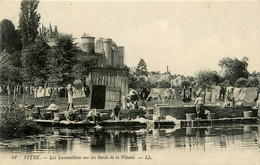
38 23 59 47
39 23 59 38
38 24 125 68
79 34 127 109
80 34 125 67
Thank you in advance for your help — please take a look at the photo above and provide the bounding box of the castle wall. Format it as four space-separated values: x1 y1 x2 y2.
81 37 95 54
102 38 112 65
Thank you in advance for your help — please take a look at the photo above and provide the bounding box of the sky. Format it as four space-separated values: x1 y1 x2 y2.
1 0 260 76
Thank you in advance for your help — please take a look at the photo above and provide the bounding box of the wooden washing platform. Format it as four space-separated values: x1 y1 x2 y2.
149 117 258 128
33 119 147 128
34 117 258 129
180 117 258 127
33 119 96 127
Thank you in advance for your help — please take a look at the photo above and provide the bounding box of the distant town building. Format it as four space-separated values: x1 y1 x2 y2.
38 23 59 47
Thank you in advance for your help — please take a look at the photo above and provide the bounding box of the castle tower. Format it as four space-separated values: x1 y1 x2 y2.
54 25 58 37
81 33 95 54
102 38 112 66
49 23 53 37
118 46 124 67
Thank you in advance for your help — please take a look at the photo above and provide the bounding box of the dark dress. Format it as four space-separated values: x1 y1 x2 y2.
114 105 121 118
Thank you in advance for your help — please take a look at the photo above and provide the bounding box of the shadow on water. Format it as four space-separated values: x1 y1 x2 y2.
0 124 259 154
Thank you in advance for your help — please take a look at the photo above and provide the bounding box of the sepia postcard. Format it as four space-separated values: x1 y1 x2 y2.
0 0 260 165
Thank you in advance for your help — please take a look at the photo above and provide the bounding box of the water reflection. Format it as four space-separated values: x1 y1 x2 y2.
0 125 259 154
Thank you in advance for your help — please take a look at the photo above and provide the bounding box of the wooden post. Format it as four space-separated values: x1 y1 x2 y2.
203 87 206 104
22 83 25 106
13 86 16 101
122 96 126 110
50 86 54 101
42 82 47 106
89 71 93 109
19 84 21 96
7 77 11 104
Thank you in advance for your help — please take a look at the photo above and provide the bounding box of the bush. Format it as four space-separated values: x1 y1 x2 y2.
235 77 259 87
156 80 171 88
235 78 249 87
246 77 259 87
0 103 43 139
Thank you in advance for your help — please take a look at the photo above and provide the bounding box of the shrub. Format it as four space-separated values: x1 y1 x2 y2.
235 78 249 87
0 103 43 139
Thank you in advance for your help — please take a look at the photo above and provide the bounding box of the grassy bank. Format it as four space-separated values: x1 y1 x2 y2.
0 93 196 110
2 93 249 112
0 94 90 111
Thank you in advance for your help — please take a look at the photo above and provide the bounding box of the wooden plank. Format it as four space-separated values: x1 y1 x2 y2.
125 77 129 96
110 75 114 87
107 86 121 91
106 71 108 85
118 76 122 87
107 70 110 86
102 75 105 85
89 84 93 108
122 77 126 97
98 74 101 85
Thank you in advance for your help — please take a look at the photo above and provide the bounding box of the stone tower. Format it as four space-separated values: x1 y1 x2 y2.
81 33 95 54
49 23 53 36
102 38 112 65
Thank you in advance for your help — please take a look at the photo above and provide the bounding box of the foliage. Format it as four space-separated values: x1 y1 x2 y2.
47 34 78 86
0 19 22 53
235 78 248 87
247 77 260 87
150 71 160 75
72 52 98 82
218 57 249 86
156 80 171 88
181 80 190 88
0 103 43 139
196 70 221 88
234 77 259 87
0 19 23 85
0 51 22 85
136 58 148 77
251 71 260 78
19 0 41 48
21 38 50 86
129 72 142 89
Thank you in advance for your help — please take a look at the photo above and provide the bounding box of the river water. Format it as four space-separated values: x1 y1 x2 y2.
0 124 259 165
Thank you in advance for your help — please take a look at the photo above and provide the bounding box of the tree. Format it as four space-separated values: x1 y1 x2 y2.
218 57 249 86
0 19 23 85
47 34 78 86
181 80 190 88
19 0 40 48
196 70 221 88
72 52 98 82
128 72 139 89
136 58 148 77
157 80 171 88
235 78 248 87
0 19 22 53
247 77 259 87
21 38 50 86
251 71 260 78
235 77 259 87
